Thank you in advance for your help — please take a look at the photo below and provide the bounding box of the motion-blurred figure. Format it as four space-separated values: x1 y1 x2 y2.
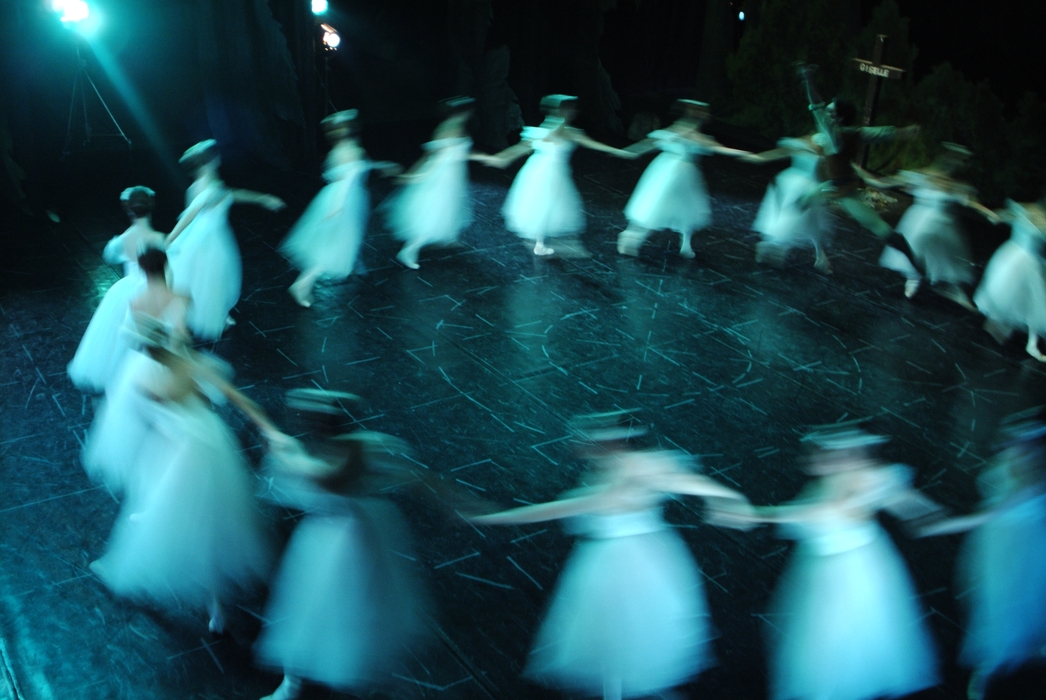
90 320 283 633
876 144 997 309
974 198 1046 361
617 100 749 259
746 136 833 272
471 411 749 700
477 95 634 257
67 186 166 393
712 425 943 700
166 139 285 337
386 97 481 270
281 111 400 307
919 413 1046 699
255 392 431 700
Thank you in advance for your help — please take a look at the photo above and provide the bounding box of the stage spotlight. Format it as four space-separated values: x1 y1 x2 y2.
321 23 340 50
738 10 745 20
311 0 329 15
53 0 89 24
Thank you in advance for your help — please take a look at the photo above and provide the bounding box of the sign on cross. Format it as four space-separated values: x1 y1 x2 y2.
850 34 906 167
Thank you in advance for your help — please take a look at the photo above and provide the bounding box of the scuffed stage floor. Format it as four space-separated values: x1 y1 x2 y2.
2 145 1045 700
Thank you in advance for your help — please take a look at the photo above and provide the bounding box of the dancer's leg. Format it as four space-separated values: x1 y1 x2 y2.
533 234 554 256
207 593 225 634
617 225 650 256
813 243 832 273
1027 332 1046 362
836 196 893 240
397 240 423 270
679 230 695 259
289 268 323 307
261 675 302 700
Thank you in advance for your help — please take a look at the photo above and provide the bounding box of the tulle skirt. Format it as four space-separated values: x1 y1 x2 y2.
887 203 974 285
974 241 1046 335
280 179 369 279
502 154 584 240
94 400 271 608
82 350 167 502
624 152 712 233
525 529 713 697
959 494 1046 675
255 500 427 690
386 160 473 246
768 536 938 700
67 273 144 393
752 169 830 249
167 209 242 340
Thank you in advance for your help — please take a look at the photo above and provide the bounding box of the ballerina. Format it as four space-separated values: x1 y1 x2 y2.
918 413 1046 700
477 94 635 257
281 110 401 307
746 135 833 272
711 425 943 700
973 198 1046 361
617 100 750 259
470 411 750 700
877 144 997 309
255 417 431 700
67 186 166 393
81 247 191 503
90 319 284 634
165 140 285 338
387 97 481 270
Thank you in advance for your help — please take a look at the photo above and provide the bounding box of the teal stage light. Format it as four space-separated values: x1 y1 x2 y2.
312 0 329 15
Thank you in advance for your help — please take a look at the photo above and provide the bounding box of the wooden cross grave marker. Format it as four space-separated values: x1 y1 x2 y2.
851 34 906 167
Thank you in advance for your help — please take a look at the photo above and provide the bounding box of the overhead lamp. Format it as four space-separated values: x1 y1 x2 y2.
311 0 329 15
321 23 340 50
53 0 89 24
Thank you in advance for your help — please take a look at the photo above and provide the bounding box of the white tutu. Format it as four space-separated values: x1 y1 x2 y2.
502 126 584 240
256 497 427 691
768 485 938 700
624 130 711 233
752 142 830 250
958 490 1046 675
167 183 241 340
881 177 974 285
280 160 371 279
67 271 144 393
974 203 1046 335
386 137 473 246
526 509 713 697
94 396 271 608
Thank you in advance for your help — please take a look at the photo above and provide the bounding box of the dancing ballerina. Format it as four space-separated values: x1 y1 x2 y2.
470 411 750 700
387 97 481 270
477 94 635 257
165 140 285 339
82 247 191 503
255 411 432 700
711 425 943 700
973 198 1046 361
282 110 401 307
617 100 750 259
90 319 285 634
876 143 997 309
68 186 166 392
918 413 1046 700
747 135 833 272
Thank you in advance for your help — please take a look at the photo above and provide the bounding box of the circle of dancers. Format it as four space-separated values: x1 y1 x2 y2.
62 68 1046 700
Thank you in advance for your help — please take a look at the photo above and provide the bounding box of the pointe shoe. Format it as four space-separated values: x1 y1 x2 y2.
533 242 555 256
617 231 641 257
1027 340 1046 363
904 278 922 299
288 283 312 308
207 604 226 635
679 246 696 259
396 250 420 270
224 316 236 328
261 676 302 700
814 254 832 274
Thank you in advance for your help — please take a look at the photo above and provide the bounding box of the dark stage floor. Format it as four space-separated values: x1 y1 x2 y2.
2 146 1046 700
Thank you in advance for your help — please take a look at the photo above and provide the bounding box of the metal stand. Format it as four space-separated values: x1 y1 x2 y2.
321 50 338 116
62 42 131 160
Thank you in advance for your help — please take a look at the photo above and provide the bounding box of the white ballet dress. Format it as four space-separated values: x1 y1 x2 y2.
386 137 474 246
974 201 1046 336
525 504 714 697
81 304 186 503
752 138 830 250
767 466 939 700
958 486 1046 676
624 129 712 233
502 125 585 240
94 391 271 609
879 172 974 285
280 158 372 280
255 491 426 691
67 236 145 393
167 180 241 341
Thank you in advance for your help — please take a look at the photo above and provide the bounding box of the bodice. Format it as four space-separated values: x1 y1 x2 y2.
1006 200 1046 259
572 507 667 540
522 125 577 161
423 136 472 157
185 179 232 213
323 158 370 184
648 129 708 158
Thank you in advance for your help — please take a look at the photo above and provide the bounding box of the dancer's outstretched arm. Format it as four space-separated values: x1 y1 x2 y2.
474 142 533 168
471 489 604 525
231 189 285 211
571 130 636 159
916 511 993 537
622 138 660 156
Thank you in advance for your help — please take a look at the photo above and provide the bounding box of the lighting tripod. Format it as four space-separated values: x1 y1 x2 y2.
62 41 131 160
